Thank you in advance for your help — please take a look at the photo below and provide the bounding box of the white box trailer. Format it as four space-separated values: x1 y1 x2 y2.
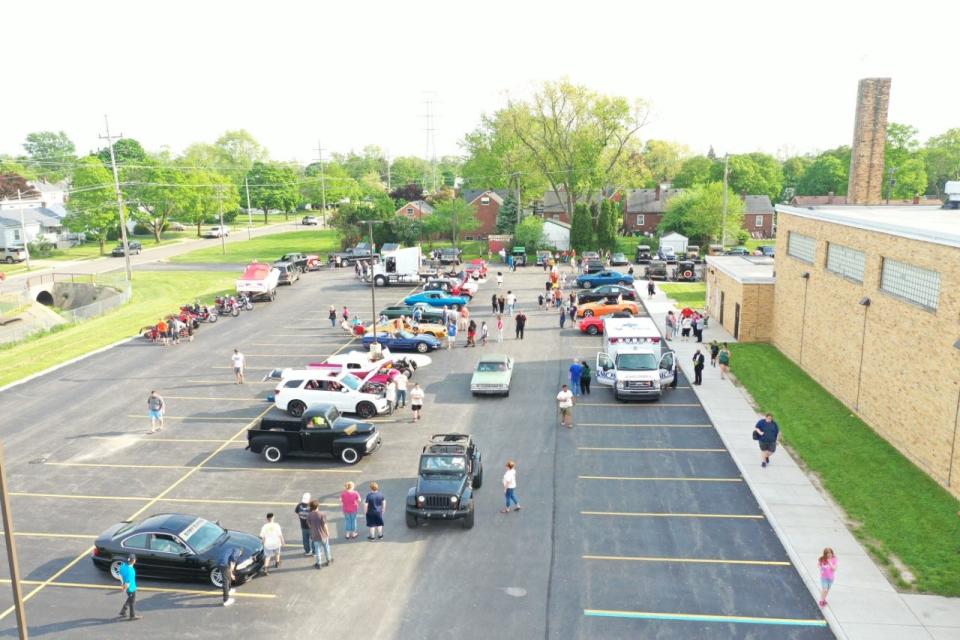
368 246 423 286
595 317 676 400
236 262 280 301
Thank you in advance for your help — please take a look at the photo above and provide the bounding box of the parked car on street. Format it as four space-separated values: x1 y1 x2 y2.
403 291 469 309
470 354 514 396
168 221 186 231
673 260 698 282
363 330 442 354
575 270 633 289
578 310 635 335
575 300 639 319
645 260 669 280
273 369 390 418
204 225 230 238
610 252 629 266
535 250 552 266
246 404 381 464
577 285 638 305
582 259 605 274
379 304 445 323
301 215 319 226
757 245 776 257
406 434 483 529
92 514 264 588
1 247 27 263
111 241 142 257
278 253 309 272
725 246 750 256
635 245 652 263
273 261 300 285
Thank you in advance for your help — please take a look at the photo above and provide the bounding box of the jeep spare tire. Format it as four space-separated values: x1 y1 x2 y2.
682 269 694 279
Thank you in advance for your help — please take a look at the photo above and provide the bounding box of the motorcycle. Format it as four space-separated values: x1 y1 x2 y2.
183 304 218 323
214 296 241 317
238 293 254 311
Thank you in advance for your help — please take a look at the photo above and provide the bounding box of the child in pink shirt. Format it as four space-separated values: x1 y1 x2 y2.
340 481 363 540
818 547 837 607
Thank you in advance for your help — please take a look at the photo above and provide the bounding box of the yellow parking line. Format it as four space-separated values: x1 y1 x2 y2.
243 354 331 357
161 395 266 402
576 423 711 428
579 475 742 482
580 511 764 519
0 579 275 599
10 492 329 508
43 462 362 474
251 342 341 346
273 334 341 337
576 403 702 408
45 462 189 470
187 380 274 385
211 366 275 370
583 554 790 566
91 436 241 444
125 414 252 422
578 447 725 453
0 531 96 539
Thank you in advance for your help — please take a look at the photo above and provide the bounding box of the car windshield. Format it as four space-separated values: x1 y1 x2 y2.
477 361 507 372
397 330 416 339
617 353 659 371
339 375 360 391
179 518 226 553
420 455 467 473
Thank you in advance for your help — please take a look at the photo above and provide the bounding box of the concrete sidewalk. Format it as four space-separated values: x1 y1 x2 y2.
642 288 960 640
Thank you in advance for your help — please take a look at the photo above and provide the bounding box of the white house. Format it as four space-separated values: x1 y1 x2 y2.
0 205 71 249
0 179 69 211
543 218 570 250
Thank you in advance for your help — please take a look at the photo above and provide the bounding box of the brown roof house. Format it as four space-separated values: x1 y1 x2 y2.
623 185 683 235
461 189 508 239
743 195 775 239
395 200 434 220
539 189 621 223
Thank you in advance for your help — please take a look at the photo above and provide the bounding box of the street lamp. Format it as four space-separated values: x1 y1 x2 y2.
798 271 811 364
854 297 871 410
359 220 384 343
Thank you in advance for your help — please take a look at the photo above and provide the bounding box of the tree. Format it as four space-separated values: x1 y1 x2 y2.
215 130 268 182
659 182 744 248
330 199 394 248
22 131 76 181
504 80 649 219
924 129 960 197
301 161 361 210
64 158 118 255
672 156 718 188
884 123 926 199
97 138 147 166
244 162 301 222
888 157 927 200
797 155 848 195
0 157 37 181
460 111 546 197
431 199 479 245
640 140 689 185
333 146 388 183
0 173 39 200
570 203 594 253
513 216 545 250
178 168 239 237
495 193 519 233
724 153 783 201
390 157 433 190
389 183 424 205
782 156 812 192
595 199 620 251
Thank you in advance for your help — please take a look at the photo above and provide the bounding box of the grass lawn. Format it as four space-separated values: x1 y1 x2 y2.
659 282 706 309
730 343 960 596
171 229 339 264
425 240 485 261
0 271 236 388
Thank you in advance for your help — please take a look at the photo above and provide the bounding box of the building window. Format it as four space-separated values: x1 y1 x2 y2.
755 215 764 228
787 232 816 263
13 230 21 242
480 197 490 205
636 214 645 226
826 243 865 283
880 258 940 311
464 235 474 241
406 207 414 216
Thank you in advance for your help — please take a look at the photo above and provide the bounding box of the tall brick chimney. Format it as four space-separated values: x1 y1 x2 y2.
847 78 891 205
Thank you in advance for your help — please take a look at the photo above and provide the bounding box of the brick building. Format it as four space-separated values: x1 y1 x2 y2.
704 256 775 341
622 185 682 235
743 195 775 239
772 204 960 497
539 189 620 223
461 189 507 240
395 200 434 220
847 78 891 205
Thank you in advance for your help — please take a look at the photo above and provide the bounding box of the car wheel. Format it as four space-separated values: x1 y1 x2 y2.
374 276 387 287
210 567 225 588
462 505 475 529
340 447 360 465
584 310 594 317
587 325 599 335
617 280 626 286
356 401 376 419
4 257 13 264
473 467 483 489
287 400 307 417
262 444 284 463
269 290 277 301
403 369 413 378
406 513 418 529
109 560 124 581
582 281 592 288
416 342 429 354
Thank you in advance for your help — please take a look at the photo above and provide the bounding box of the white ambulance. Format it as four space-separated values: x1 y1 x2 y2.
595 317 676 400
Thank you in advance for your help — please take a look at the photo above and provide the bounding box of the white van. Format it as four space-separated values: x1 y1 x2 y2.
595 317 676 400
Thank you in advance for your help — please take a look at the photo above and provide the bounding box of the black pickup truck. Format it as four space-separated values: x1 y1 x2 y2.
328 243 375 266
278 253 309 273
246 404 381 465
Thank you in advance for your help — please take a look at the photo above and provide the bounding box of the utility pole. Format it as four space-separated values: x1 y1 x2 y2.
385 151 391 191
0 442 29 640
217 187 226 255
359 220 384 342
314 141 327 226
721 153 730 249
16 190 30 271
244 177 253 241
100 115 132 282
514 173 522 234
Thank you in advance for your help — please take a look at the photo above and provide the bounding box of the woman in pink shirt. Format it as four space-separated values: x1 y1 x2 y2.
818 547 837 607
340 481 363 539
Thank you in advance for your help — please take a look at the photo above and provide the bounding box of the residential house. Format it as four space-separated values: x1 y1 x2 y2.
539 188 621 224
0 179 69 211
623 185 683 235
461 189 508 240
0 204 72 249
744 195 775 239
542 219 570 250
395 200 434 220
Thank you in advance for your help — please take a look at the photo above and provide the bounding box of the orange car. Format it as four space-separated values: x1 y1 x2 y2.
575 300 639 319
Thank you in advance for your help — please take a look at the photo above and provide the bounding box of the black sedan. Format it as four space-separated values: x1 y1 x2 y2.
582 260 605 274
92 514 264 588
577 285 638 305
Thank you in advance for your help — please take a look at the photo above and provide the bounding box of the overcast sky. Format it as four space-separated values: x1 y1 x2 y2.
4 0 956 165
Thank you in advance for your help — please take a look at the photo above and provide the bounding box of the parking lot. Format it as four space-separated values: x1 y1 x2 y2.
0 263 829 639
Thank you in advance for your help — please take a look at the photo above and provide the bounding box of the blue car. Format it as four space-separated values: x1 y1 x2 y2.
363 330 441 354
575 270 634 289
403 290 469 309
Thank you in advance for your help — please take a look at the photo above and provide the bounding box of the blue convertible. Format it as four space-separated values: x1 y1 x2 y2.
403 290 469 309
363 330 442 353
575 270 634 289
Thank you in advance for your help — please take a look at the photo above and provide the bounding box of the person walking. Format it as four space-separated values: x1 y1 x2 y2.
491 293 498 314
328 305 337 327
117 554 141 621
647 280 655 298
515 311 527 340
818 548 838 607
665 311 676 341
694 314 705 343
410 383 425 422
385 379 397 414
497 293 506 315
365 482 386 540
466 320 477 347
501 460 521 513
546 289 554 308
557 384 574 429
754 413 780 467
680 315 692 341
479 321 488 346
156 317 169 346
341 481 362 540
506 291 516 315
559 305 567 329
232 348 246 384
258 513 284 575
569 359 583 395
580 360 591 395
496 315 504 343
692 349 705 385
538 293 544 310
342 306 350 323
147 391 164 434
395 372 407 408
709 339 720 367
496 271 503 288
446 318 457 350
295 493 312 555
568 304 577 323
307 499 332 568
718 343 731 379
218 546 240 606
458 306 469 333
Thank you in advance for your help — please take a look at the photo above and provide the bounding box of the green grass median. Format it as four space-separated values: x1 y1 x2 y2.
659 282 706 309
730 343 960 596
0 271 235 388
170 229 338 264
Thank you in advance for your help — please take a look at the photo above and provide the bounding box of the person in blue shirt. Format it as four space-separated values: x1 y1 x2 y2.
118 554 141 621
569 359 583 396
754 414 780 468
218 546 242 606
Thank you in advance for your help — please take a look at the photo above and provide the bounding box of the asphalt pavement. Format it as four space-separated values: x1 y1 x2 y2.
0 262 830 639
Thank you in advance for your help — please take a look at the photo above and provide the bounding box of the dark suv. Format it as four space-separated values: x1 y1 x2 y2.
406 434 483 530
111 241 142 257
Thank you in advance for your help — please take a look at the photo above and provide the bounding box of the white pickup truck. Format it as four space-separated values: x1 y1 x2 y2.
236 263 280 301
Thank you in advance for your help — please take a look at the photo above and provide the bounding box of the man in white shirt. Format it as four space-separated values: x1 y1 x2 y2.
505 291 517 315
501 460 521 513
258 513 284 575
232 349 246 384
394 372 408 408
557 384 574 428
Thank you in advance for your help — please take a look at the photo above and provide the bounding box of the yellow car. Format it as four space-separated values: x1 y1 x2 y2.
575 300 639 319
371 320 448 339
